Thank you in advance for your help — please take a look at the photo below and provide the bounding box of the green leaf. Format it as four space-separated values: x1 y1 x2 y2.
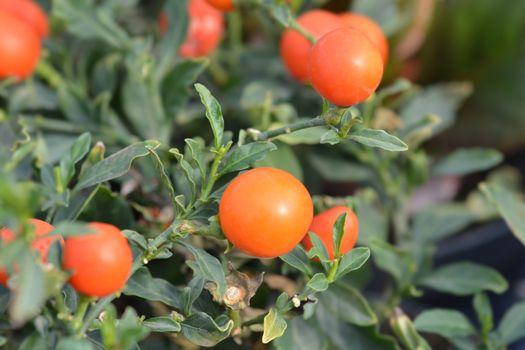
144 316 182 333
414 309 476 338
146 146 179 211
307 151 372 182
432 148 503 177
73 186 134 227
219 142 277 176
370 239 413 288
185 137 207 181
306 232 331 266
263 308 287 344
162 59 208 114
498 301 525 344
75 141 160 190
122 51 167 142
123 230 148 251
274 292 289 311
481 182 525 246
266 3 291 27
307 273 329 292
156 0 190 78
8 81 58 114
274 317 324 350
319 130 340 145
10 250 46 325
355 189 388 244
181 276 205 315
316 303 397 350
181 312 233 347
0 289 7 313
274 121 327 145
56 338 94 350
448 337 479 350
181 242 227 299
399 82 472 136
332 213 347 258
279 245 313 276
318 284 377 326
50 221 94 238
19 333 49 350
0 240 33 269
336 247 371 279
348 128 408 151
412 204 476 242
473 293 493 335
254 141 303 181
420 262 508 296
53 0 130 49
112 307 151 349
59 132 91 186
123 267 182 309
377 79 413 99
194 84 224 150
390 309 432 350
170 148 198 205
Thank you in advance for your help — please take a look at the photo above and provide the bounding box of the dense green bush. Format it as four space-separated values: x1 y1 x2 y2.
1 0 525 349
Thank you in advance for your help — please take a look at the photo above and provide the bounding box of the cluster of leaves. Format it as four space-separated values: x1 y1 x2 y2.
2 0 525 350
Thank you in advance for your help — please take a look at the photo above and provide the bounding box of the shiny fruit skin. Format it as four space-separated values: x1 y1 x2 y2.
0 11 41 79
63 222 132 297
0 219 61 286
219 168 313 258
159 0 223 58
308 27 383 106
302 206 359 260
339 13 389 64
280 10 342 81
0 0 49 38
205 0 234 12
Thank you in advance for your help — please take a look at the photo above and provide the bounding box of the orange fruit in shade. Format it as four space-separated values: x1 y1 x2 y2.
219 168 313 258
302 206 359 260
0 0 49 39
159 0 224 58
205 0 234 12
280 10 342 81
63 222 133 297
0 219 62 287
0 11 41 79
308 27 384 106
339 13 389 64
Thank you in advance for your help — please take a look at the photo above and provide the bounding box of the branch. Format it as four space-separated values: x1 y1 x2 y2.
250 116 327 141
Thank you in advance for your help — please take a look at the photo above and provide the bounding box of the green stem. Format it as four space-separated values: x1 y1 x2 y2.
227 11 243 70
327 259 339 283
73 296 91 335
229 309 242 329
78 296 112 336
54 292 70 322
381 291 402 321
241 313 265 327
256 1 316 44
199 146 229 203
208 59 229 86
254 116 327 141
289 18 316 44
35 60 64 89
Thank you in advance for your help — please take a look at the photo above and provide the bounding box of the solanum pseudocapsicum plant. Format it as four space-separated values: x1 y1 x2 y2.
2 0 525 349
